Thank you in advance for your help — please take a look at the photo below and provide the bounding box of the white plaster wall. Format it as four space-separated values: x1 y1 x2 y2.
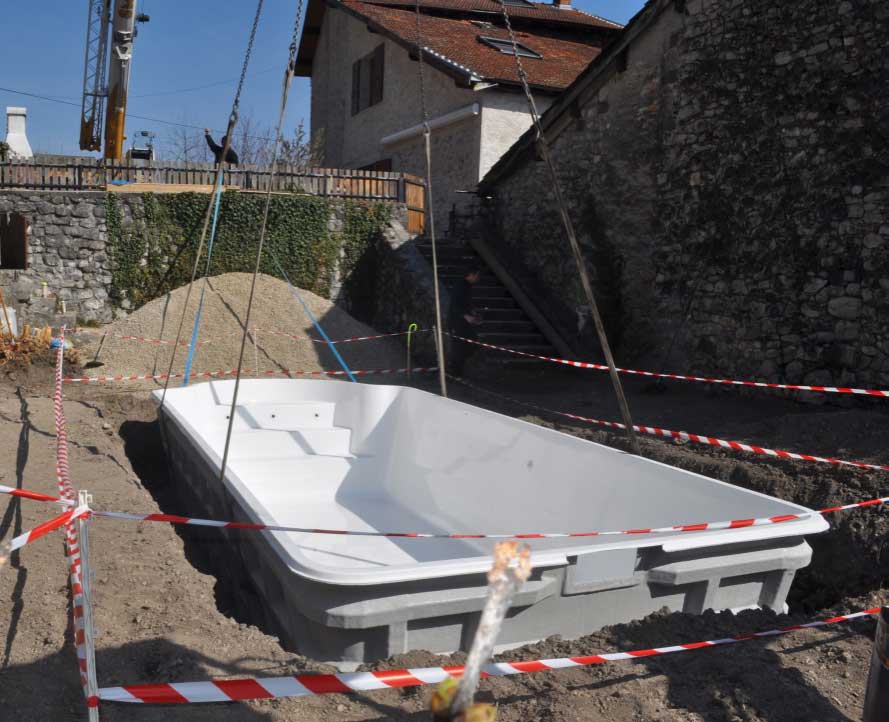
311 8 476 169
477 91 551 181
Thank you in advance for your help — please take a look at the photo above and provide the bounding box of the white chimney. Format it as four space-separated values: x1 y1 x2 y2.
4 107 33 159
552 0 571 8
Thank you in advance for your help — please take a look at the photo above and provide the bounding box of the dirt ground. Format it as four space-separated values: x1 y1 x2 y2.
0 348 887 721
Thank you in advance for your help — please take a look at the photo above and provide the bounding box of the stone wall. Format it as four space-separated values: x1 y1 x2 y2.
0 191 111 325
0 189 413 328
481 0 889 391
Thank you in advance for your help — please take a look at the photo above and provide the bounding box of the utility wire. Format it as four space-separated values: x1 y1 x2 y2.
0 84 295 143
132 65 279 98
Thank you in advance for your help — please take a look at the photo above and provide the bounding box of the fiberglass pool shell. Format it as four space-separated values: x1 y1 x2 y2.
154 379 828 660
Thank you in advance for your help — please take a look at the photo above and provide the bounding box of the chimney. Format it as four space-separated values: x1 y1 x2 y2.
4 107 33 159
552 0 571 8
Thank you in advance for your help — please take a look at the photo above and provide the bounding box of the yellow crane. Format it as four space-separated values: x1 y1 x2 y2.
79 0 149 160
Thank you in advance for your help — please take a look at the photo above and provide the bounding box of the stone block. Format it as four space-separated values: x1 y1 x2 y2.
827 296 862 319
72 203 93 219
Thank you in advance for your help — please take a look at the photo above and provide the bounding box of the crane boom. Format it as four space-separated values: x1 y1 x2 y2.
103 0 141 160
79 0 112 152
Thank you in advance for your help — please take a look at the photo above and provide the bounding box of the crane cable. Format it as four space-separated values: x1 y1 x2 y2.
157 0 264 411
414 0 449 398
494 1 641 455
217 0 308 487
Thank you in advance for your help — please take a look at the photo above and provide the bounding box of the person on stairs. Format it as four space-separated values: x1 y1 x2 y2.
447 267 483 376
204 129 240 166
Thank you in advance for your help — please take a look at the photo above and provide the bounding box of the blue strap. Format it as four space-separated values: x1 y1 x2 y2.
270 252 357 383
182 181 225 386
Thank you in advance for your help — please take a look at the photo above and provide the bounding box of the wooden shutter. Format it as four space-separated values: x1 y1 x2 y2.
351 59 361 115
371 44 384 106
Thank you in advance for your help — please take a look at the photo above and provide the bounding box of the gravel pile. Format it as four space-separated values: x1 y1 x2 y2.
74 273 406 381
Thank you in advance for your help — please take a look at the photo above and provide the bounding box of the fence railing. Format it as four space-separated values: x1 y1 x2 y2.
0 160 426 225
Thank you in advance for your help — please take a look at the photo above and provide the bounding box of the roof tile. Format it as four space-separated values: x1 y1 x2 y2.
343 0 606 90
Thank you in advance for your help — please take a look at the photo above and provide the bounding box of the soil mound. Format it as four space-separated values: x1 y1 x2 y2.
75 273 405 381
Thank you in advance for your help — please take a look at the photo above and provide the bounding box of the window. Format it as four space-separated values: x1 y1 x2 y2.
351 45 385 116
502 0 533 6
478 36 542 59
0 213 27 270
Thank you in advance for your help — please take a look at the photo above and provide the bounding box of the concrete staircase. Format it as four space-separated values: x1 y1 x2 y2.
415 240 559 365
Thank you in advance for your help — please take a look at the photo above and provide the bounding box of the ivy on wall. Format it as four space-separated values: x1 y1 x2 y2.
338 200 391 321
106 192 390 310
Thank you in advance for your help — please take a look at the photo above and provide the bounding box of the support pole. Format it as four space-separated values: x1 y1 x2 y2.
77 490 100 721
863 606 889 722
495 0 640 456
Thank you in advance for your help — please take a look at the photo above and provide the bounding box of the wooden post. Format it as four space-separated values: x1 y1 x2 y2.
0 289 14 338
863 607 889 722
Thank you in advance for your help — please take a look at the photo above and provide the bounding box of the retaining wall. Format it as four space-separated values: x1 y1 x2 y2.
480 0 889 391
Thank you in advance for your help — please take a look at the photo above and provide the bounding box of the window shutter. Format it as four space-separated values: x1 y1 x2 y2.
351 59 361 115
371 45 384 105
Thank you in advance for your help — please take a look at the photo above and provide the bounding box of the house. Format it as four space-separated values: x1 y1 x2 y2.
295 0 622 231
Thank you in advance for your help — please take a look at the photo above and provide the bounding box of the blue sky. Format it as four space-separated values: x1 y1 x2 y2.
1 0 645 158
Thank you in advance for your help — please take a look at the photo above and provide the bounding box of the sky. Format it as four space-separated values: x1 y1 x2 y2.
0 0 646 159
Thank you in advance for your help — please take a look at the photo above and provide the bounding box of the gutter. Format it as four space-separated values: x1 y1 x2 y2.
380 103 480 146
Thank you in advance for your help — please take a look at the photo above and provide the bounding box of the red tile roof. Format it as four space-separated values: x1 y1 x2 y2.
341 0 606 90
358 0 623 30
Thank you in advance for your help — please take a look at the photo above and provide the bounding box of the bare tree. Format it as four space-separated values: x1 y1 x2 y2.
278 121 325 169
162 118 211 164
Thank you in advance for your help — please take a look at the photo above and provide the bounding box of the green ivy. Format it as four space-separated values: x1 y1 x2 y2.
338 200 391 322
105 191 388 310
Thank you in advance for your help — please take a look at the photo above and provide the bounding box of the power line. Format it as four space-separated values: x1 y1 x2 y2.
0 84 300 142
131 65 279 98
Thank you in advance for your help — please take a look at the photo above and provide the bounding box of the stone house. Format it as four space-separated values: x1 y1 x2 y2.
295 0 622 231
474 0 889 390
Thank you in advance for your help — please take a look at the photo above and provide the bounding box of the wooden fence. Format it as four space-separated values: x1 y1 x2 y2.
0 160 426 233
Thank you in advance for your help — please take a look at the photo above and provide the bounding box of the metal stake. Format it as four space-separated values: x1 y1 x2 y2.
77 490 100 721
863 606 889 722
406 322 418 383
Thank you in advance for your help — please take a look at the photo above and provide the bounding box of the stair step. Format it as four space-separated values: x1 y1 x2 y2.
478 320 537 333
480 308 525 321
479 332 547 345
474 297 518 309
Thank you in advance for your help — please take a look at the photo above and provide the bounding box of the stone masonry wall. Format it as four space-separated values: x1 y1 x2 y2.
0 190 413 327
0 191 112 325
484 0 889 391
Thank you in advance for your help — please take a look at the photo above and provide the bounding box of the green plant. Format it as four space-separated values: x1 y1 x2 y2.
106 191 390 312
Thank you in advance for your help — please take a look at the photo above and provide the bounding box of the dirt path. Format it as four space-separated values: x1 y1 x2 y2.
0 357 886 721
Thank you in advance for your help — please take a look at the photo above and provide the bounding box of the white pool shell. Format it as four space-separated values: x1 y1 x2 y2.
154 379 827 660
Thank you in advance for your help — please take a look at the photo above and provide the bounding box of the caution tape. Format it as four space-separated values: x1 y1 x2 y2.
4 484 886 541
98 607 880 704
53 329 97 708
90 495 888 539
2 507 89 555
0 483 66 504
62 367 438 383
449 334 889 398
70 326 431 348
452 375 889 473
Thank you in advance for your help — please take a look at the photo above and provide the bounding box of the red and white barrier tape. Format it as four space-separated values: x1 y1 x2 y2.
98 607 880 704
53 329 98 709
90 495 889 540
452 375 889 473
450 334 889 398
63 367 438 383
70 326 430 348
3 483 887 541
0 483 66 504
3 507 89 554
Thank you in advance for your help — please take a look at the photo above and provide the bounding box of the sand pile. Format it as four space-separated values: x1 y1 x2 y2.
74 273 406 381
